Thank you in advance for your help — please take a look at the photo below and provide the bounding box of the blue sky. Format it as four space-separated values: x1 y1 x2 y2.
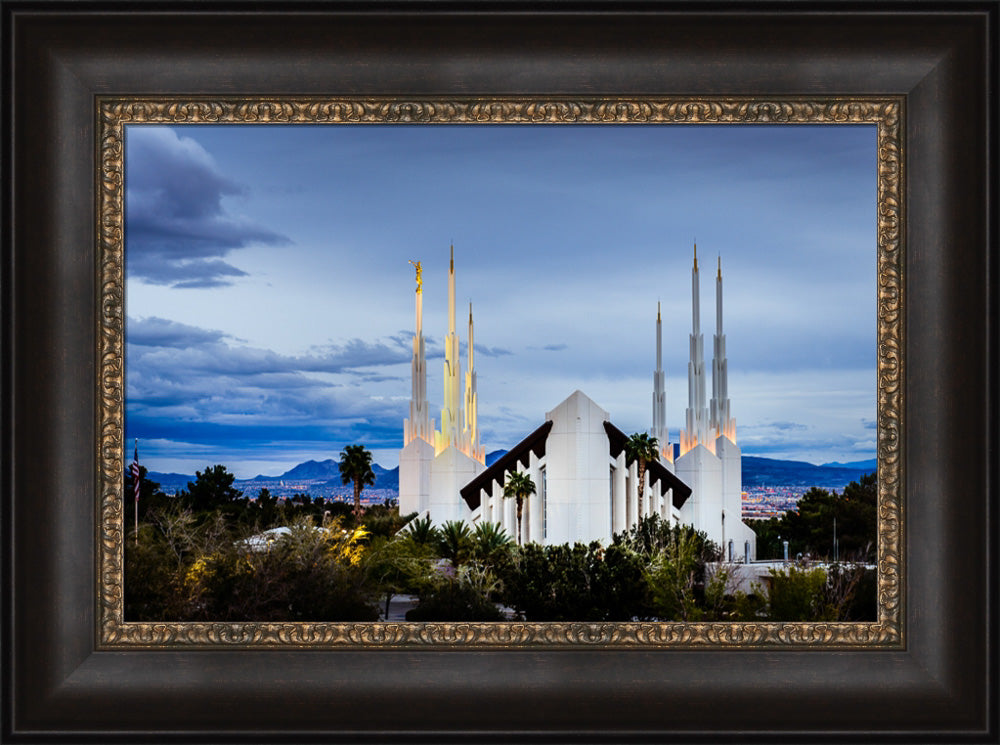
124 123 877 478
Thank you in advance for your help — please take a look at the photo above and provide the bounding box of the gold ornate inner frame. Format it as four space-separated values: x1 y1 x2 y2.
97 96 903 648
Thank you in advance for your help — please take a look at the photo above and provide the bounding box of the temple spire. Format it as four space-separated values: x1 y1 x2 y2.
681 241 712 456
463 301 483 462
404 259 432 445
711 255 736 443
437 244 464 454
651 302 671 462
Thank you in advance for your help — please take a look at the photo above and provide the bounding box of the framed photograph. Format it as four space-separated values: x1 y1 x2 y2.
4 1 995 741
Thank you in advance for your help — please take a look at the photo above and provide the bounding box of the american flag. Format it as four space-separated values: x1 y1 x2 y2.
130 440 141 504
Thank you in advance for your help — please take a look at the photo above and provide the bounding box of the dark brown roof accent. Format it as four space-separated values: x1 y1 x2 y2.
459 421 554 510
604 422 692 510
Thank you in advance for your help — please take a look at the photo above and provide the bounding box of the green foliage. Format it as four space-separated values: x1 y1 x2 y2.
749 473 877 562
765 564 830 621
499 541 648 621
623 432 660 469
339 444 376 516
470 521 514 564
401 515 439 546
437 520 474 567
404 562 505 622
363 533 438 618
362 505 415 539
623 432 660 514
124 522 184 620
614 514 720 563
125 508 379 622
644 526 708 621
176 464 243 512
502 471 536 545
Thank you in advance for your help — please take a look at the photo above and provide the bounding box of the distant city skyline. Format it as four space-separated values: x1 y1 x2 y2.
124 123 877 479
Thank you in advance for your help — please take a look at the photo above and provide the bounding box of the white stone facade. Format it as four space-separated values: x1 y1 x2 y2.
462 391 689 546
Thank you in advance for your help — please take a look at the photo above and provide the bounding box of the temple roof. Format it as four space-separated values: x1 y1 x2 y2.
457 417 691 512
459 421 552 510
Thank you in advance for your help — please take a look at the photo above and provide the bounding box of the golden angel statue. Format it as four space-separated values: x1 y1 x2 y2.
408 260 422 292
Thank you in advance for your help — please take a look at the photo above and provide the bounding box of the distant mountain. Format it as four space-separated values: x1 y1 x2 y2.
485 450 508 467
821 458 877 471
742 456 874 489
274 458 340 480
145 471 197 492
147 454 875 497
322 464 398 491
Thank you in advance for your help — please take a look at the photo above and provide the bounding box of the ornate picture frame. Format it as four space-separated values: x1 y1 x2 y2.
99 96 902 649
5 3 994 741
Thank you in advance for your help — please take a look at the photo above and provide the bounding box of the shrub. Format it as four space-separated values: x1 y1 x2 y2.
499 541 648 621
405 562 504 621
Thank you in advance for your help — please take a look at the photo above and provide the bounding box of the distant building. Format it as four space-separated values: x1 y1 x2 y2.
398 244 756 558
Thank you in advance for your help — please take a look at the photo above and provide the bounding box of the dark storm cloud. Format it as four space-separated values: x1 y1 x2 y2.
129 317 411 377
125 127 288 287
128 316 230 348
126 316 411 453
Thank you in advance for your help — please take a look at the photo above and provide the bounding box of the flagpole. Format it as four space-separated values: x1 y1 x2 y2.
132 438 140 547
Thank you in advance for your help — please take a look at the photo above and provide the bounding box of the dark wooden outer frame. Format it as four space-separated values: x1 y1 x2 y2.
3 2 996 742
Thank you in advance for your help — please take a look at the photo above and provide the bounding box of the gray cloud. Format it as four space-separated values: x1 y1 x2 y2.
125 127 288 287
475 345 513 358
126 316 411 452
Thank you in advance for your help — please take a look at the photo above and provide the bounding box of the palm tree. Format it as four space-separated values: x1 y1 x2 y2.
339 444 376 517
471 521 514 563
438 520 473 567
623 433 660 519
401 515 439 546
503 471 536 546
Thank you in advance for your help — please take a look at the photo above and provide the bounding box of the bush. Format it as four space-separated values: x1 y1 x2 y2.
766 564 829 621
499 541 648 621
405 563 504 621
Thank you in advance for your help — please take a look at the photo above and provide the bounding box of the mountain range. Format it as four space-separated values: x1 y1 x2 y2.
146 453 876 495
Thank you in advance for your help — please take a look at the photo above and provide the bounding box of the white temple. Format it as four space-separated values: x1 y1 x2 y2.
398 243 755 558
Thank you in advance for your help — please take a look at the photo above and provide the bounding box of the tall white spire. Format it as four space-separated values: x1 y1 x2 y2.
651 302 672 462
436 244 464 455
404 260 433 444
463 302 484 462
710 255 736 443
680 242 713 456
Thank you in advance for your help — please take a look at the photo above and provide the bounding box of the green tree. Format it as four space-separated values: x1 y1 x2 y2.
623 432 660 517
746 473 877 562
503 471 536 546
644 527 706 621
437 520 473 568
339 444 376 517
177 464 242 512
614 514 720 563
362 504 415 538
499 541 648 621
405 562 505 622
471 521 514 564
401 515 439 546
363 533 436 619
766 564 829 621
124 465 171 536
